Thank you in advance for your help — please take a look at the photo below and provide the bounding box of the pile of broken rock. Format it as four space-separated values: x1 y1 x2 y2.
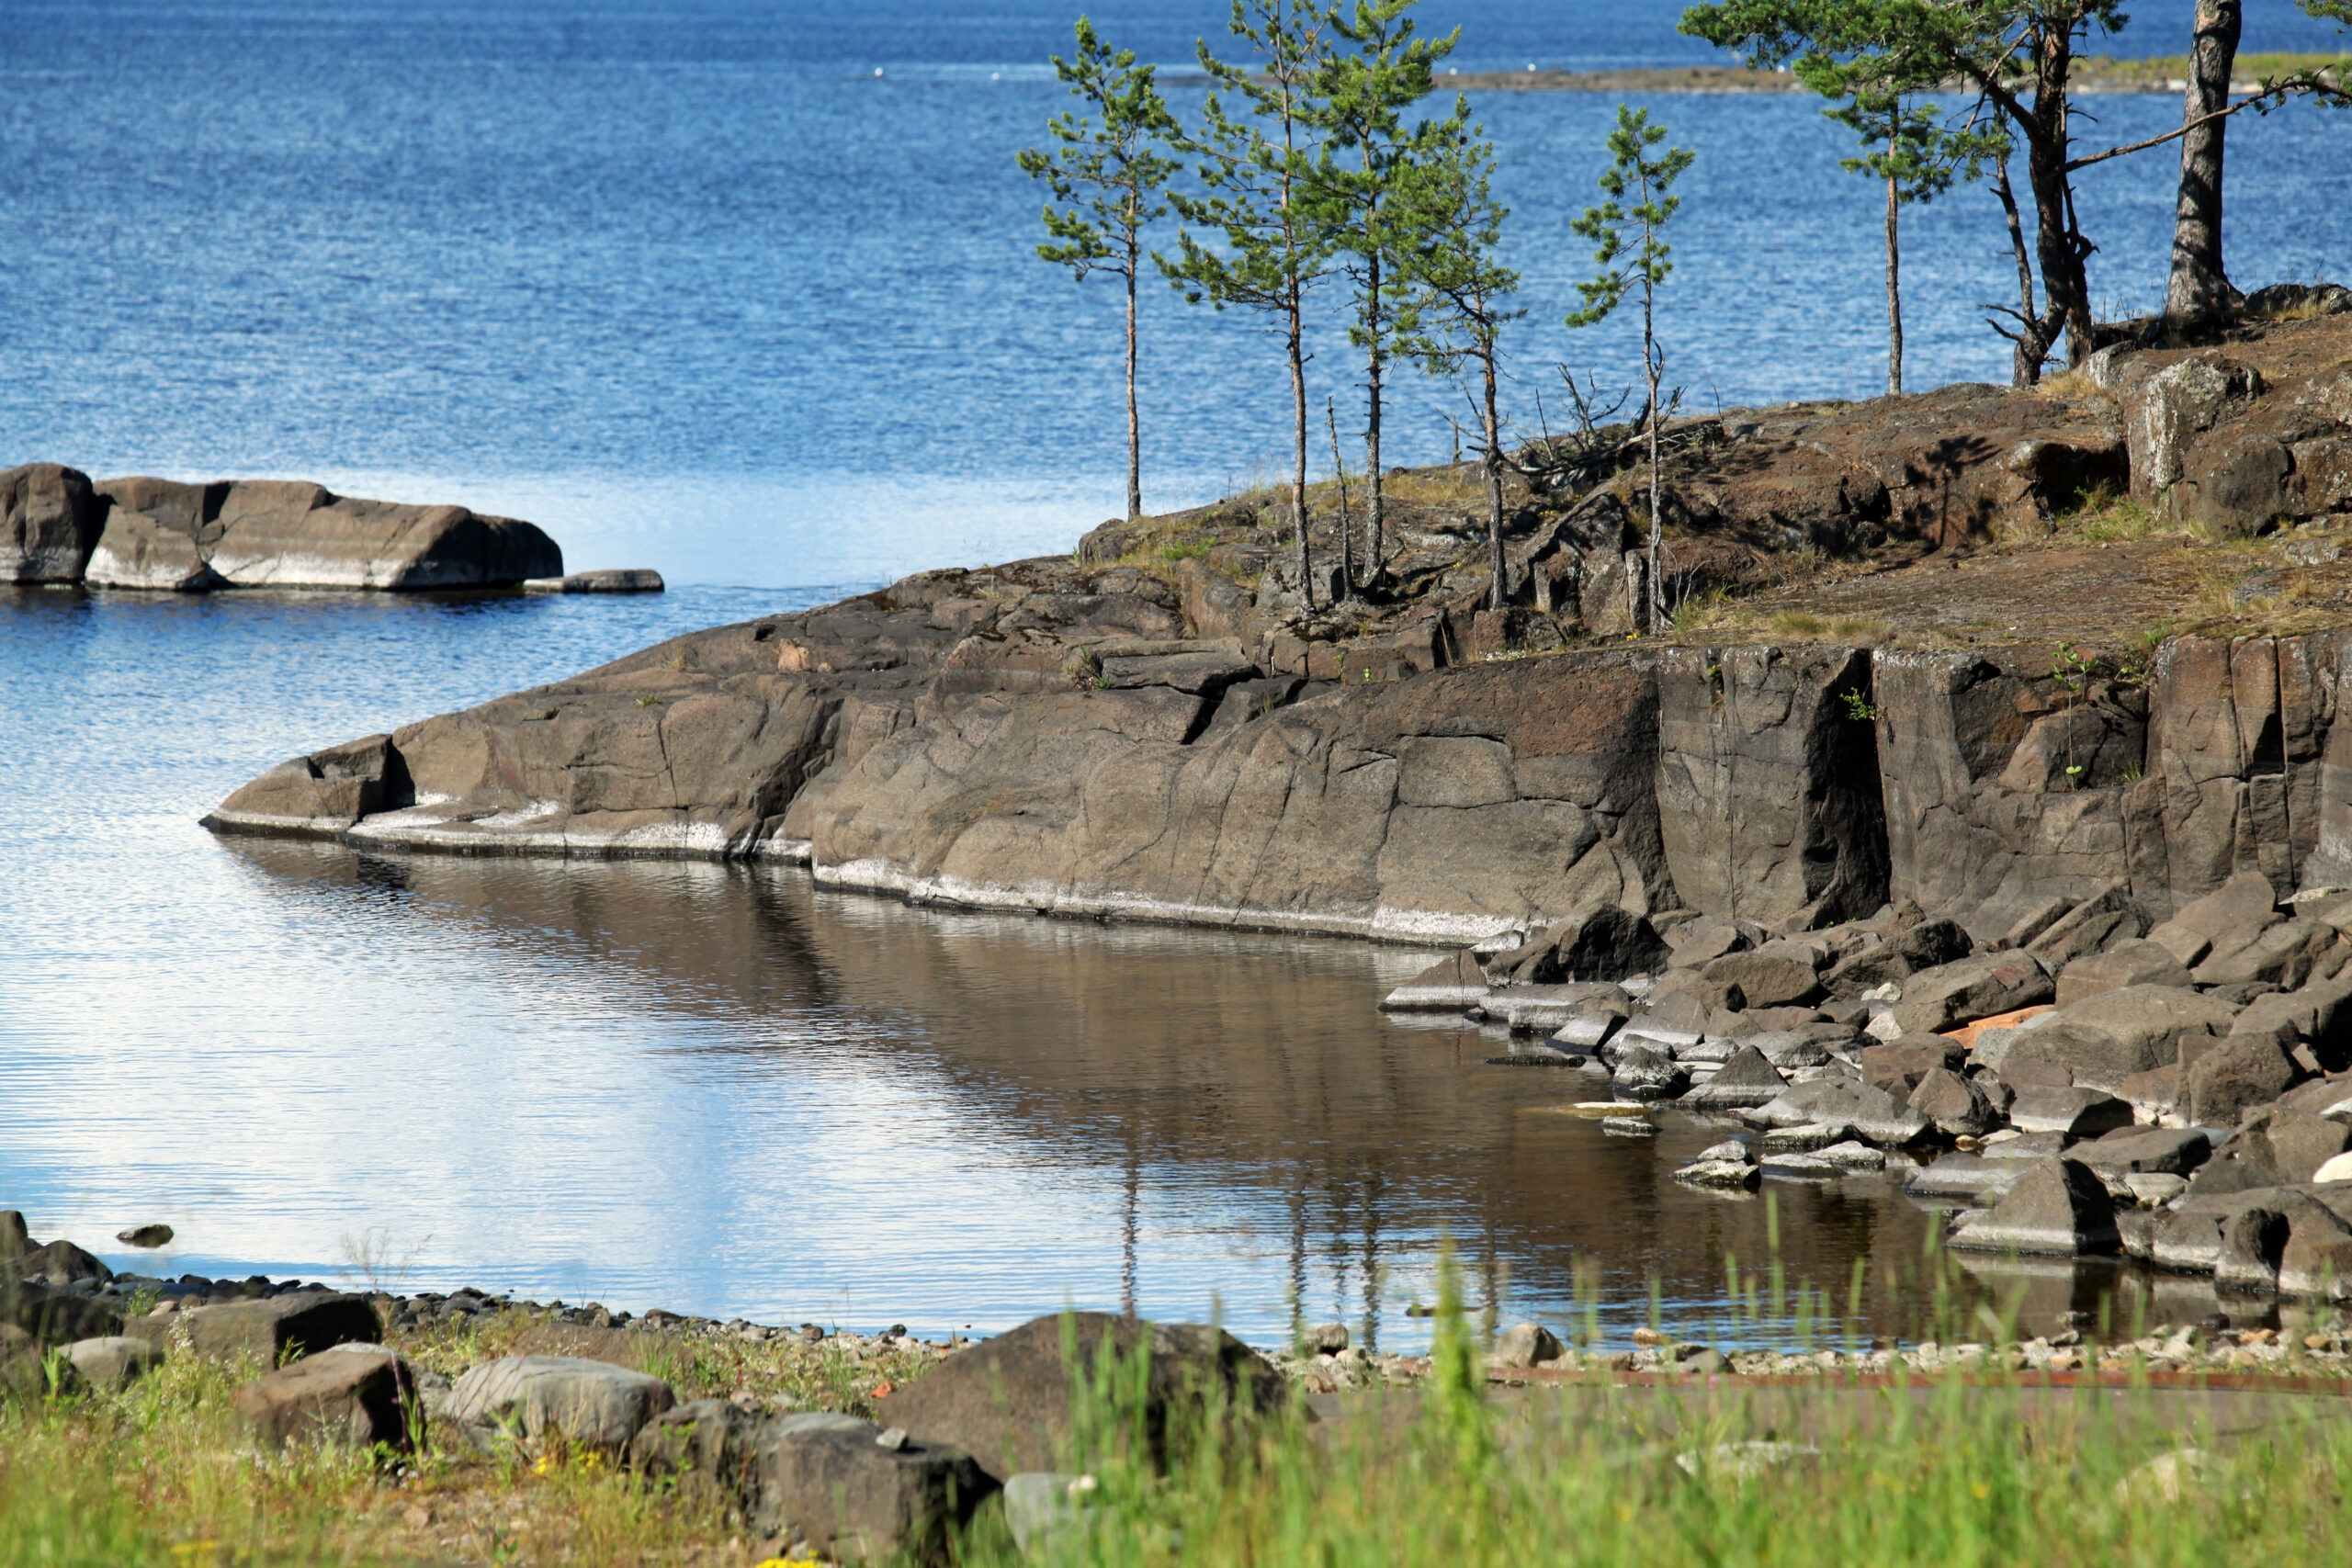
1386 868 2352 1298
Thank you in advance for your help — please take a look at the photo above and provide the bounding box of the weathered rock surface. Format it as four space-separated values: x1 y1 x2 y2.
2 463 104 582
233 1346 421 1450
85 476 561 591
756 1413 993 1564
124 1291 379 1365
441 1354 674 1452
871 1312 1284 1483
1951 1157 2121 1256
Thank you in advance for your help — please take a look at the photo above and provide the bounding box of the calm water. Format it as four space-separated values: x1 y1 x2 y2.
2 1 2346 586
2 0 2336 1345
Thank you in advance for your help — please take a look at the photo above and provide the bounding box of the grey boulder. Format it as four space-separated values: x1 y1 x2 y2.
441 1355 675 1452
1950 1157 2120 1256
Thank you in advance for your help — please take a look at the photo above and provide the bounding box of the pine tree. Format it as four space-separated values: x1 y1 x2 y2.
1566 106 1693 635
1393 127 1521 615
1164 1 1338 612
1306 0 1459 592
1017 18 1180 521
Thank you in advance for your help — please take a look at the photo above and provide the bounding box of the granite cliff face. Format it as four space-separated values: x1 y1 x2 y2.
202 313 2352 942
201 558 2352 948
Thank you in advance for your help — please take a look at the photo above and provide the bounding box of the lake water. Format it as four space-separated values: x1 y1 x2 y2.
2 0 2340 1346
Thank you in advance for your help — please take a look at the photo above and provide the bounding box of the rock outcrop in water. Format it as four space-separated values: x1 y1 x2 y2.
1 466 563 590
202 313 2352 945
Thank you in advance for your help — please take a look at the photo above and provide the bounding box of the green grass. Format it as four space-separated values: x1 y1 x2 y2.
9 1280 2352 1566
946 1268 2352 1568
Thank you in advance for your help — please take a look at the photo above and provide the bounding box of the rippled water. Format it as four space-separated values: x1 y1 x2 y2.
3 2 2346 586
4 0 2339 1345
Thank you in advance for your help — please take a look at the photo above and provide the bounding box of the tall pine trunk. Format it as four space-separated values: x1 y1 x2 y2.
1885 172 1904 397
2023 62 2094 367
1992 153 2046 388
1642 233 1663 633
1482 337 1504 613
1363 250 1385 591
1290 298 1313 612
1124 243 1142 519
2166 0 2243 318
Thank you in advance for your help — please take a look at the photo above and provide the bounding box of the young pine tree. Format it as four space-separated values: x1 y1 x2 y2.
1165 0 1337 612
1306 0 1459 592
1017 18 1180 521
1393 127 1521 615
1566 106 1692 634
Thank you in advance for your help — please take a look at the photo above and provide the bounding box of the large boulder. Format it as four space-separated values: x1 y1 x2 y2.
1889 951 2052 1035
2184 1035 2299 1129
755 1413 995 1565
0 463 104 582
1950 1157 2120 1256
1702 945 1824 1009
2146 870 2280 967
1679 1045 1788 1111
440 1355 675 1452
1377 951 1492 1012
232 1346 421 1450
1907 1067 1999 1136
871 1313 1285 1483
87 476 561 591
1747 1077 1928 1145
127 1292 379 1366
1 1278 122 1347
2054 941 2192 1006
2001 986 2238 1091
65 1336 164 1393
1507 906 1668 983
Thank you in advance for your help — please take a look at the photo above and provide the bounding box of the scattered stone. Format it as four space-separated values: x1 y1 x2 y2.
2075 1125 2211 1178
1908 1066 1999 1136
1888 951 2052 1036
1702 948 1824 1010
629 1398 763 1502
1673 1159 1761 1190
521 569 664 593
125 1290 378 1365
2007 1085 2135 1139
1551 1009 1626 1049
1605 1043 1687 1100
756 1413 995 1564
1759 1124 1849 1154
1816 1141 1888 1170
2003 985 2239 1092
2055 941 2194 1006
2183 1034 2298 1129
871 1313 1284 1483
2147 872 2280 968
1379 951 1491 1012
442 1355 676 1453
1748 1077 1928 1145
114 1224 174 1249
1762 1153 1838 1179
1950 1157 2120 1256
1306 1323 1350 1354
1601 1117 1659 1138
232 1347 421 1450
1491 1322 1566 1369
64 1336 163 1393
1976 1129 2070 1162
1679 1044 1788 1110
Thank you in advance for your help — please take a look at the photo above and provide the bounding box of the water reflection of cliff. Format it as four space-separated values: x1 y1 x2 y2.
224 841 2222 1343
